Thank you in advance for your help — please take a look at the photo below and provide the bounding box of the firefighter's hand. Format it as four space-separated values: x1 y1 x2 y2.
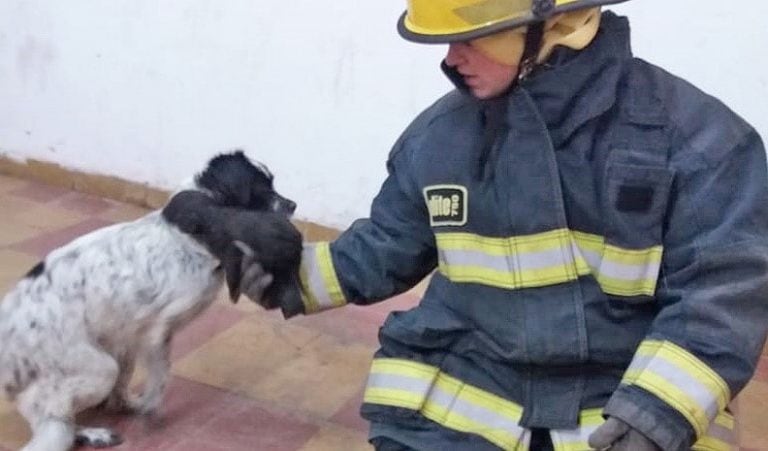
234 241 274 306
588 417 660 451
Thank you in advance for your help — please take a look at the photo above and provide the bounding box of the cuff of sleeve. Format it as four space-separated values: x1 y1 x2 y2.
604 385 695 451
299 242 348 314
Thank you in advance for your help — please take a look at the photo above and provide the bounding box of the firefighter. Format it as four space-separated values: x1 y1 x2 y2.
239 1 768 449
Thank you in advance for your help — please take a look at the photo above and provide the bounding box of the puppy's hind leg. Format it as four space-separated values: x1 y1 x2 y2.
18 346 121 450
18 415 74 451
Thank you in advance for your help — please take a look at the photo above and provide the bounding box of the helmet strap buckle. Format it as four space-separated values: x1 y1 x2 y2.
516 21 546 82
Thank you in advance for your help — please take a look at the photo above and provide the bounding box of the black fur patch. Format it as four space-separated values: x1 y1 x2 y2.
195 150 276 211
25 261 45 279
616 185 654 212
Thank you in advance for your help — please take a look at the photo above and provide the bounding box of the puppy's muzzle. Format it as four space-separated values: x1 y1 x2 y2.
271 195 297 216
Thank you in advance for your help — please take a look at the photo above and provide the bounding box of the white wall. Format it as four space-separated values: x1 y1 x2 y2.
1 0 766 228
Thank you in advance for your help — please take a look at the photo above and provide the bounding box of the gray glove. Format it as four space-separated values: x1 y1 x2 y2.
588 417 660 451
234 240 275 304
234 240 306 318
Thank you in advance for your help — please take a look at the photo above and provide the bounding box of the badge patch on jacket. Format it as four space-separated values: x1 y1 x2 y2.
423 185 467 226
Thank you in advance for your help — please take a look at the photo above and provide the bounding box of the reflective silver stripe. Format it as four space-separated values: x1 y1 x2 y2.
571 240 602 270
572 239 662 282
439 246 572 272
426 387 525 437
597 256 662 282
627 354 719 423
623 341 730 437
300 243 346 312
365 372 433 402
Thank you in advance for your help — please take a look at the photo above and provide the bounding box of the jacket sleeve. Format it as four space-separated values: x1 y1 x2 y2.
297 143 437 314
604 125 768 450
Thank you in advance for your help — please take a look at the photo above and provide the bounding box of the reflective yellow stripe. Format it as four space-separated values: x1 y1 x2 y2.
365 358 526 450
436 229 662 297
622 340 730 437
299 242 346 313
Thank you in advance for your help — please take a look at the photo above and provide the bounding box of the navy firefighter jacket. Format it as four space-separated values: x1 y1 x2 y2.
298 12 768 451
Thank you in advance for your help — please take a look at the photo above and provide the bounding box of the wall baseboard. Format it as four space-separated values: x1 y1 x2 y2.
0 155 341 241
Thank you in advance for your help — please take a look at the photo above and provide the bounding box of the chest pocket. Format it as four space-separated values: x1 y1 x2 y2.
595 162 674 299
605 163 674 248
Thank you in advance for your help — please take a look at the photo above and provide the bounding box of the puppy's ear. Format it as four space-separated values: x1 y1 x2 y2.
222 243 245 303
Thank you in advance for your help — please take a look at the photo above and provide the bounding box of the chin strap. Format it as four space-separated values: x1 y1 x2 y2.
517 20 546 82
518 0 555 81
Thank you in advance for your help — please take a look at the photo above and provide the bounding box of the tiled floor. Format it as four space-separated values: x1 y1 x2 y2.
0 173 766 451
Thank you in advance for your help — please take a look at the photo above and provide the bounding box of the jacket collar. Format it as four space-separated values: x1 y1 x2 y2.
516 11 633 147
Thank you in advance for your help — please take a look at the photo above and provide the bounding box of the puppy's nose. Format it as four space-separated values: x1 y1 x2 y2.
285 199 297 214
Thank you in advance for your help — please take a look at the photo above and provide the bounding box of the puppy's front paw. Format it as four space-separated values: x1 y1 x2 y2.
75 427 123 448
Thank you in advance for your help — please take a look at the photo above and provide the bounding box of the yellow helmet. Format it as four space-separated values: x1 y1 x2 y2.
398 0 629 43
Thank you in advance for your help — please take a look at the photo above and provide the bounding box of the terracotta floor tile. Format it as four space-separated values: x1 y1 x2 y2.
297 424 373 451
183 400 319 451
736 380 768 448
170 300 248 362
53 191 117 216
8 217 114 258
0 218 45 246
754 356 768 383
0 195 40 221
76 375 316 451
0 397 28 450
172 313 322 394
240 334 374 419
11 203 89 233
290 305 386 347
92 376 321 451
98 203 151 223
0 249 41 294
0 174 27 193
329 388 369 433
8 181 70 202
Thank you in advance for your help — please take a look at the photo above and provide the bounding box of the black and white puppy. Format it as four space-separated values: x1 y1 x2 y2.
0 151 302 451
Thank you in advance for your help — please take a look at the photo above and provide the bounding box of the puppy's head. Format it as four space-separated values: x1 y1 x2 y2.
195 150 296 216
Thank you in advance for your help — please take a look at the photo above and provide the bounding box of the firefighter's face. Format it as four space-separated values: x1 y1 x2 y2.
445 41 518 99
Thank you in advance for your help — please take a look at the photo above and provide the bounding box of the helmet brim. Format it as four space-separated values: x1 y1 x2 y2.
397 0 630 44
